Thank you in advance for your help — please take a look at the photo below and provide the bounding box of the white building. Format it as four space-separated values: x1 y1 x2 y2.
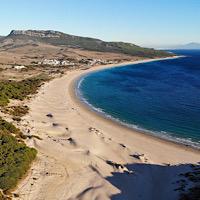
43 59 60 66
39 59 76 66
14 65 26 70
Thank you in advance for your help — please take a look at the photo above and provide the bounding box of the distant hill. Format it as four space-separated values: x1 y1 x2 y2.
162 42 200 50
175 43 200 50
0 30 173 58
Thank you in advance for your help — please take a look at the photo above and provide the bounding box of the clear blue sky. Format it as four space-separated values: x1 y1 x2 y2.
1 0 199 47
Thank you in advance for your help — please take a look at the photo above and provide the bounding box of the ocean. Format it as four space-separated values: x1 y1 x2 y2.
77 50 200 148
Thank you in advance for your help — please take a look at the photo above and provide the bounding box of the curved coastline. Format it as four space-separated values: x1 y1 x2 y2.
13 56 200 199
75 68 200 150
70 57 200 153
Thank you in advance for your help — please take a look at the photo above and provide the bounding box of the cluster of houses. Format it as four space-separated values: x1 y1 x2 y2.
37 58 118 67
38 59 76 66
79 58 117 66
12 58 119 71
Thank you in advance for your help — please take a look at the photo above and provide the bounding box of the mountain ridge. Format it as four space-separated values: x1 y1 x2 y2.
0 30 173 58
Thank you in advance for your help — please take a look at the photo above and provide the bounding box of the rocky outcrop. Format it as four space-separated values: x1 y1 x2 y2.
9 30 63 38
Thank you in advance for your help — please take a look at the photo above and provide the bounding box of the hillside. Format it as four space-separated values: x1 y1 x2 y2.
0 30 173 58
174 42 200 49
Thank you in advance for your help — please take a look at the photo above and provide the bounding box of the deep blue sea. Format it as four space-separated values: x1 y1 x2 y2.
77 50 200 148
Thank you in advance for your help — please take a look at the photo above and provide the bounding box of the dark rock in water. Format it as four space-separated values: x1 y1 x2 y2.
46 113 53 118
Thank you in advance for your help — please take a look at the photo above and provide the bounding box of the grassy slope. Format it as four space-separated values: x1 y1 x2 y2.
6 33 173 58
41 36 174 58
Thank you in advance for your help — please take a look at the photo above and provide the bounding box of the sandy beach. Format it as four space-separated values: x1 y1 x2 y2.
14 56 200 200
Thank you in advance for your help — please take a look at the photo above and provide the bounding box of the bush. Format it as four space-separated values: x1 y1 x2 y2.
0 132 37 191
0 118 37 191
4 106 29 117
0 117 26 140
0 76 47 107
0 118 19 135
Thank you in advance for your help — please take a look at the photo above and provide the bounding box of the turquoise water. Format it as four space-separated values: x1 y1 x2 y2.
77 50 200 148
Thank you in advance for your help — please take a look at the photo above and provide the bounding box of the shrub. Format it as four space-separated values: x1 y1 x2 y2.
5 106 29 117
0 117 25 140
0 76 47 107
0 132 37 191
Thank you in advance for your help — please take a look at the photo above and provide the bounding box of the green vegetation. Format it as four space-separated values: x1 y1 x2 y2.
0 118 20 135
0 132 37 191
0 117 25 141
0 76 47 107
9 31 174 58
3 106 29 117
107 42 171 58
43 36 174 58
0 75 46 196
0 118 37 191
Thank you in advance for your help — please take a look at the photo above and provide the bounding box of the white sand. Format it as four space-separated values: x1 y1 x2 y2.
14 57 200 200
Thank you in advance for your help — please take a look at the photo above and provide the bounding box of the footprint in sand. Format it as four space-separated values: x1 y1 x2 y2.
88 127 104 139
67 137 76 146
119 143 126 148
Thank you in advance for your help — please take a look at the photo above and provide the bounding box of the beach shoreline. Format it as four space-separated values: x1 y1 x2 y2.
14 55 200 200
69 56 200 154
72 81 200 153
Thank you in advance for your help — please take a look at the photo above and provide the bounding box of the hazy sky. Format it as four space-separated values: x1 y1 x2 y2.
1 0 199 47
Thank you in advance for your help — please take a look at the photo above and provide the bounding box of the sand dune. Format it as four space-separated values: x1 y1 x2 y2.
14 57 200 200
